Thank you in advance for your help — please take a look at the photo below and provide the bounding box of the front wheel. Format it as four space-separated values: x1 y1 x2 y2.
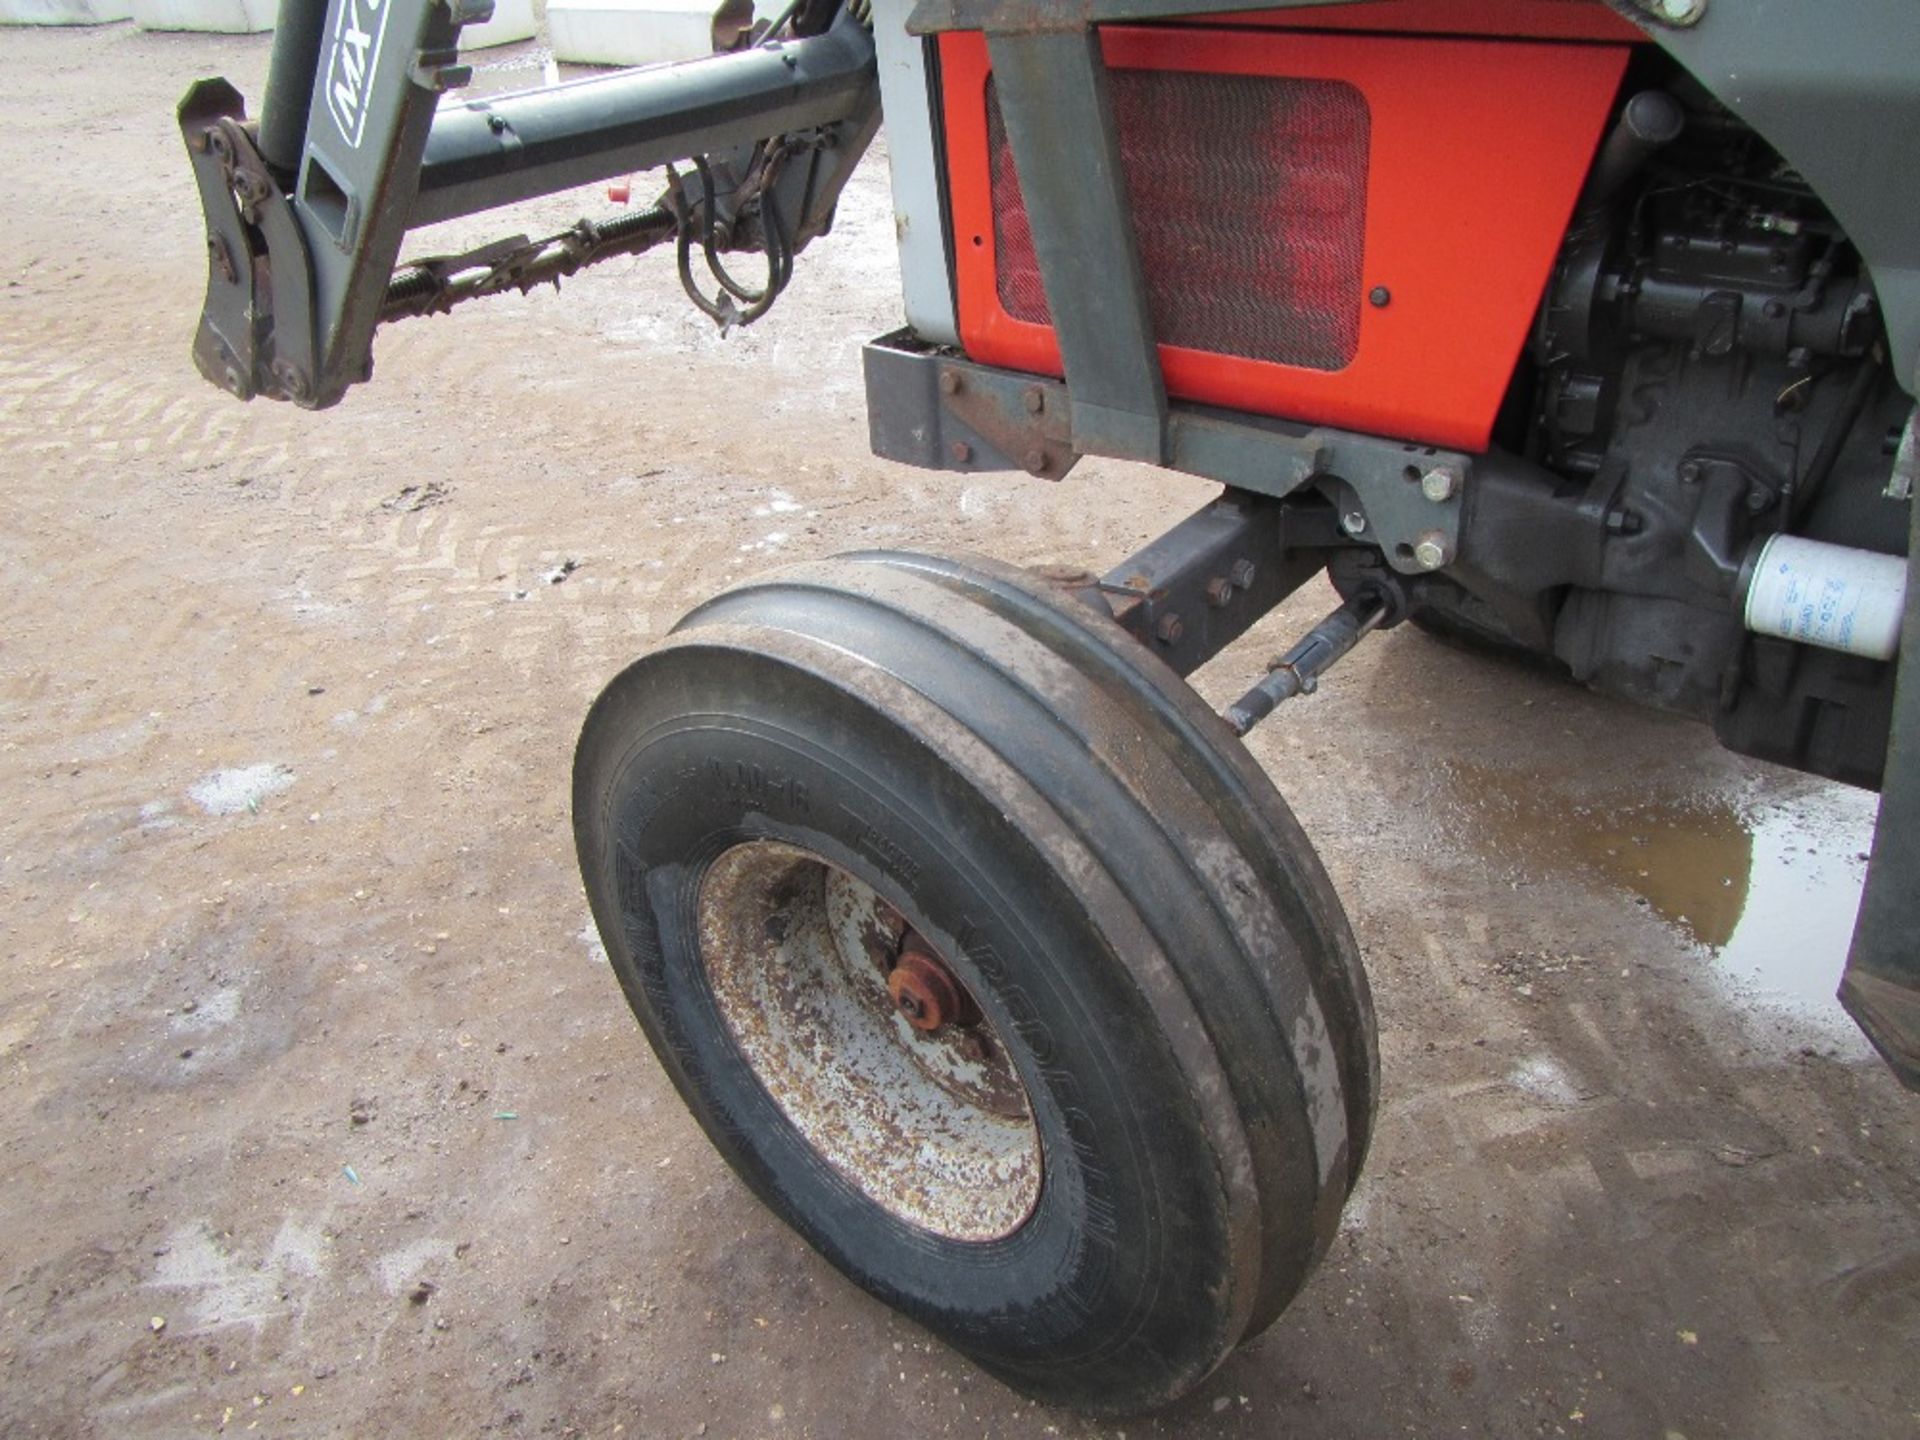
573 551 1376 1413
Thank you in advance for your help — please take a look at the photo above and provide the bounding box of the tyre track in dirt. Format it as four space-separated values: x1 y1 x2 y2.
0 314 629 744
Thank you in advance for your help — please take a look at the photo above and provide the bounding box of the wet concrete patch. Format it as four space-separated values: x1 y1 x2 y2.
28 910 318 1119
1507 1054 1587 1106
148 1224 285 1333
187 763 294 816
1435 762 1876 1036
577 921 608 965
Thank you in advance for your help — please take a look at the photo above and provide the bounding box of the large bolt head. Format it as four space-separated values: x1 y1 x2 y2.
1340 510 1368 537
1413 531 1453 571
1420 468 1458 503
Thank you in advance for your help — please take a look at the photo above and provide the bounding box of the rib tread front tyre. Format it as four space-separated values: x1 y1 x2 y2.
840 551 1380 1332
574 551 1377 1412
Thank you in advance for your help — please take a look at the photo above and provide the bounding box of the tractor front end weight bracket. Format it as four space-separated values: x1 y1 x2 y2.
862 329 1471 581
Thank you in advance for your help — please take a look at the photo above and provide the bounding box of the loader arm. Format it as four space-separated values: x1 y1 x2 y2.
180 0 881 410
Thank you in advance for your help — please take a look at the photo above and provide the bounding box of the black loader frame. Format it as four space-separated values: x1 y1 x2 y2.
177 0 1920 1089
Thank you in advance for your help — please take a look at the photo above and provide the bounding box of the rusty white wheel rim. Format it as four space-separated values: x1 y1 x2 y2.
697 841 1042 1241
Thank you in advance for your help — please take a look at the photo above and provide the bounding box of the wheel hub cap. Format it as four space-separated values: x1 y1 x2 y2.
696 841 1042 1241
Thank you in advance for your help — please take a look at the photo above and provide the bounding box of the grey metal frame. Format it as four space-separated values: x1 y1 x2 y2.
986 30 1168 465
1846 472 1920 1088
411 18 880 226
864 330 1467 574
872 0 962 345
181 3 880 410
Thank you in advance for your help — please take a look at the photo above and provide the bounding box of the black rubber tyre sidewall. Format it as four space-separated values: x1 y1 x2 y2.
575 637 1243 1412
824 551 1379 1333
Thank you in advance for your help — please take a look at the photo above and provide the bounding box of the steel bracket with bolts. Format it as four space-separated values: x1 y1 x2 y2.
1317 456 1466 575
865 329 1469 575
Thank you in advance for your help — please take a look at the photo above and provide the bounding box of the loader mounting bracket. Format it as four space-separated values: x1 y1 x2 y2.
181 81 322 405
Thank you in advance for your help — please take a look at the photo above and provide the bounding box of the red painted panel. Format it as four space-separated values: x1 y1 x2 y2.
940 27 1630 450
1203 1 1643 42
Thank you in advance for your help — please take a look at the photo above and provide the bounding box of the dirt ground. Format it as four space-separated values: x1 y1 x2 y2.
2 23 1918 1440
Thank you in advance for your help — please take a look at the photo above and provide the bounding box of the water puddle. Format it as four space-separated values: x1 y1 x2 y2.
1437 762 1878 1035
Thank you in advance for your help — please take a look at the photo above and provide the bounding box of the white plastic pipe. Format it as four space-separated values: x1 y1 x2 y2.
1744 533 1907 661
